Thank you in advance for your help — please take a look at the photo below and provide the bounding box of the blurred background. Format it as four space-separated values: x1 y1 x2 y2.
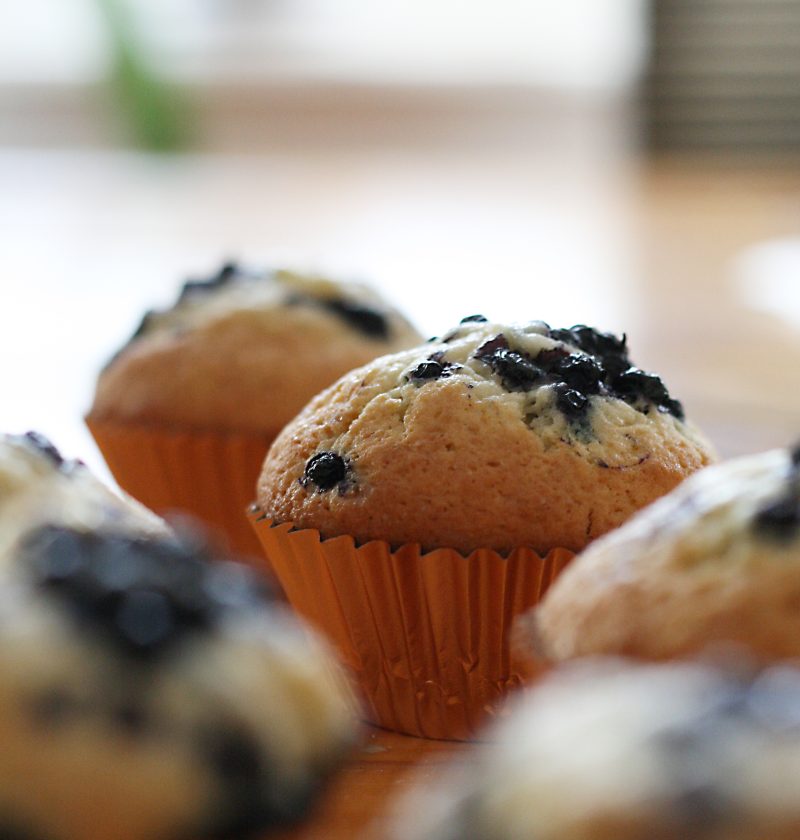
2 0 799 473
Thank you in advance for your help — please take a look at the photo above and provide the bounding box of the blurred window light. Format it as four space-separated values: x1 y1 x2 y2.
0 0 645 91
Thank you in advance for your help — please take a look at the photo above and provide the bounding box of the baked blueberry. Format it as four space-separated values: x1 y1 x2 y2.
301 452 349 492
550 354 603 396
474 335 543 392
320 299 390 339
179 261 241 299
553 384 590 420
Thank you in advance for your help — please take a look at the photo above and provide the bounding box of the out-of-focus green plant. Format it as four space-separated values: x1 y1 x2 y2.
95 0 191 152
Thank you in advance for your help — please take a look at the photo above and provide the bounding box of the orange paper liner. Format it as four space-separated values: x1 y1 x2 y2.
86 416 278 562
249 511 575 741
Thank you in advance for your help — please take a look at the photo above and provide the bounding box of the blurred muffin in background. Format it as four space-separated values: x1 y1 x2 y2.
385 657 800 840
0 524 357 840
87 262 423 558
251 317 715 739
530 444 800 664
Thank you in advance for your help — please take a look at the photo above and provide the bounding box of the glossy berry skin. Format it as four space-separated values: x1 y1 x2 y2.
301 452 348 492
474 335 543 392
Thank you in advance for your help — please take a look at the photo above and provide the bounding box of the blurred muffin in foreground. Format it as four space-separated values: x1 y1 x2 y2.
0 430 164 564
385 658 800 840
531 445 800 663
0 525 357 840
87 262 423 557
252 317 714 739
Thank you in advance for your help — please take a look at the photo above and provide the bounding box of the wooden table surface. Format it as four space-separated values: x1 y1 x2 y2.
3 147 800 839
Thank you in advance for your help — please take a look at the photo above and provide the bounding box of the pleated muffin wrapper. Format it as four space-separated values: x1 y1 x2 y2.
249 510 575 741
86 416 280 563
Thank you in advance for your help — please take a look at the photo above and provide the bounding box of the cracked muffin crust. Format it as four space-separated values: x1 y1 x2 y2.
532 445 800 662
258 318 715 554
0 525 356 840
89 263 423 433
386 658 800 840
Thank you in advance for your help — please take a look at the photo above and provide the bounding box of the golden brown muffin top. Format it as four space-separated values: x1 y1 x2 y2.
258 318 715 554
89 263 423 433
532 445 800 662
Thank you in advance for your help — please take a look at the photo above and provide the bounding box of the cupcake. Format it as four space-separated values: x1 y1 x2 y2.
0 431 165 563
385 657 800 840
86 262 423 558
251 317 715 739
531 444 800 663
0 524 357 840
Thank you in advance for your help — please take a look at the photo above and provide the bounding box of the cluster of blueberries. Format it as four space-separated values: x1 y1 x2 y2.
415 317 684 423
183 261 391 339
20 524 270 661
300 318 688 494
125 261 394 351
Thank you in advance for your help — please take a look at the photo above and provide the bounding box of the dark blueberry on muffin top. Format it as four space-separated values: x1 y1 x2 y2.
300 452 349 493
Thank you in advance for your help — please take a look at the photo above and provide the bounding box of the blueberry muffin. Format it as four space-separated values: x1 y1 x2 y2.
89 262 422 433
531 444 800 663
386 658 800 840
258 317 715 554
86 262 422 558
0 431 164 563
250 318 714 739
0 525 356 840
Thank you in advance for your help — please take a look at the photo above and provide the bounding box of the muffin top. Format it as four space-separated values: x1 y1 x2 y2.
0 431 164 565
532 444 800 662
387 658 800 840
89 263 422 433
257 317 715 554
0 524 356 840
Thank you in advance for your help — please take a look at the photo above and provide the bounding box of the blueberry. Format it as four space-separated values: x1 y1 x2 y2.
115 590 175 653
612 367 668 403
460 314 488 323
301 452 348 492
180 261 240 299
474 334 543 392
552 354 603 395
551 325 628 362
791 443 800 469
202 728 263 785
553 383 590 419
754 495 800 542
409 360 446 381
29 688 78 728
15 431 65 468
112 703 150 735
129 310 156 342
321 299 389 339
19 526 271 661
